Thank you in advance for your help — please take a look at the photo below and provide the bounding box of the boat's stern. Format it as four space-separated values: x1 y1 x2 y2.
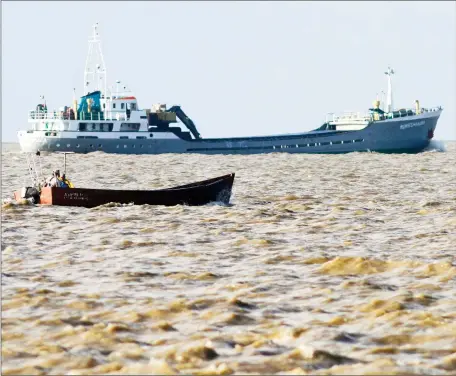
13 190 23 202
13 187 41 204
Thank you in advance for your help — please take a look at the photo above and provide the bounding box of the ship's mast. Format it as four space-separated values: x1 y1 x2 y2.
384 66 394 113
83 23 107 96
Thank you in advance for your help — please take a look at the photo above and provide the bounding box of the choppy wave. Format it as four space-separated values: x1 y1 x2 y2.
2 141 456 375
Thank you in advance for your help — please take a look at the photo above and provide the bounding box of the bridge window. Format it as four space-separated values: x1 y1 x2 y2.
120 123 140 132
79 122 113 132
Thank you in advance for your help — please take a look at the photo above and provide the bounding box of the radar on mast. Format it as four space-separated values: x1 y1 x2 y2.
384 67 395 76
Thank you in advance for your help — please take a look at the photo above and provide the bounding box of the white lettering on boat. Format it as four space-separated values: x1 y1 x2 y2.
400 120 425 130
63 192 89 201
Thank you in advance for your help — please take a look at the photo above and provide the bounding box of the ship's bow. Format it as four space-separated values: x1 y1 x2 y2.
366 109 442 153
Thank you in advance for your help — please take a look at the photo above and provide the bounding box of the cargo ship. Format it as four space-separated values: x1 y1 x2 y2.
17 23 442 155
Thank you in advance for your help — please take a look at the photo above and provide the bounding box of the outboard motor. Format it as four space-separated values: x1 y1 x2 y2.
20 187 41 204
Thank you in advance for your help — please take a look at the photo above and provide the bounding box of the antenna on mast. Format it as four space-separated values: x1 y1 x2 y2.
83 22 107 96
384 66 395 113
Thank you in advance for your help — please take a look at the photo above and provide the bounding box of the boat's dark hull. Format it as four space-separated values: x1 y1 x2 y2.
14 173 235 208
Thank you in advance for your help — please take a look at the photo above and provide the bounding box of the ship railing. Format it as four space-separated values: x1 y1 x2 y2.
419 106 442 113
28 111 66 120
78 112 106 121
382 106 442 119
29 110 132 121
326 112 372 123
325 105 442 124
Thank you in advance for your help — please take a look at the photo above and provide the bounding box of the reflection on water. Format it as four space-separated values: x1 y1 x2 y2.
2 142 456 375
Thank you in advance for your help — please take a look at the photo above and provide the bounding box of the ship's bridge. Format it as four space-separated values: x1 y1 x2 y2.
101 90 140 120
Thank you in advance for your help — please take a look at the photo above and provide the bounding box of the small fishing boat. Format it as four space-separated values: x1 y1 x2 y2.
14 152 235 208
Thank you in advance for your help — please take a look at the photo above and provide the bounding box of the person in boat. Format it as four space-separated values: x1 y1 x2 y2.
47 170 63 187
45 170 59 187
59 175 69 188
44 170 74 188
60 173 74 188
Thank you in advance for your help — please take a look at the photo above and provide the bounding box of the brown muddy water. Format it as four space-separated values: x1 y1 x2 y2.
2 141 456 375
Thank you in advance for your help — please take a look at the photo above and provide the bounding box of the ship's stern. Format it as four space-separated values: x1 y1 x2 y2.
17 130 48 153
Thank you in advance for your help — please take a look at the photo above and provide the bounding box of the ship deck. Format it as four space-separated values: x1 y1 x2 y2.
193 129 348 143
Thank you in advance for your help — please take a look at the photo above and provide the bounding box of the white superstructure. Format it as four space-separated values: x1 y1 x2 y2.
18 23 183 154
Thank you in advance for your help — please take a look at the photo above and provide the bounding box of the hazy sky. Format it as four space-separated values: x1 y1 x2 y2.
2 1 455 141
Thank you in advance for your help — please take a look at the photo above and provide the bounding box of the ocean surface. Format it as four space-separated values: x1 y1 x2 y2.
2 141 456 375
